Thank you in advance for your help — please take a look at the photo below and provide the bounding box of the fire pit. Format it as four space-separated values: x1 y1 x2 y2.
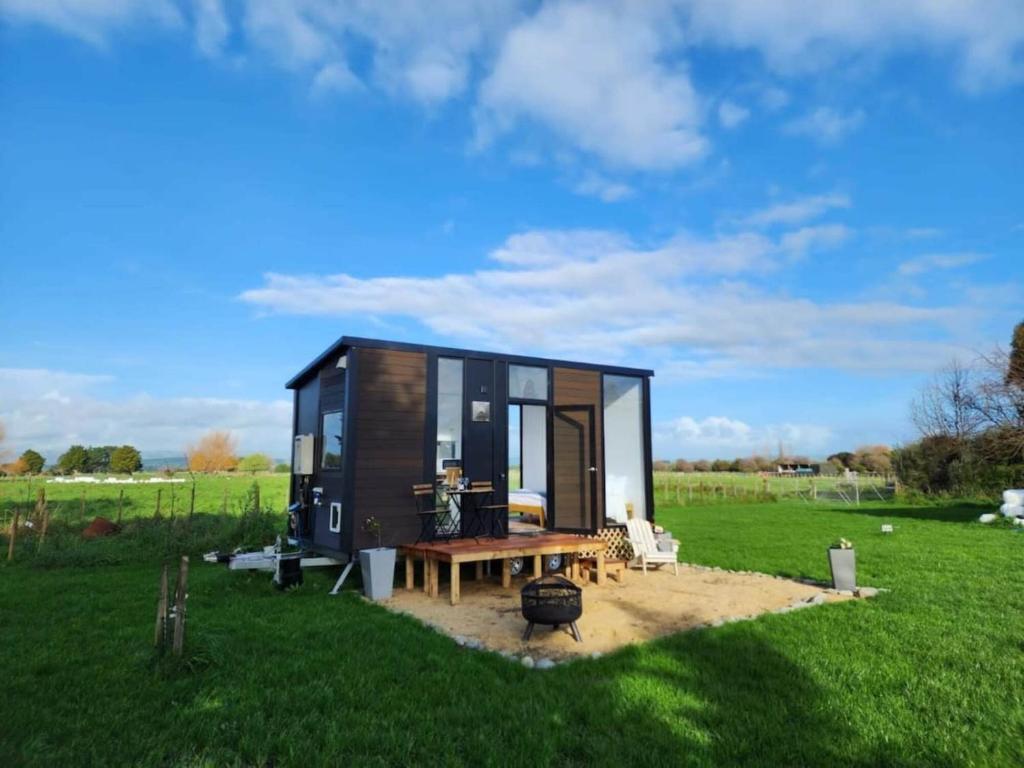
520 575 583 642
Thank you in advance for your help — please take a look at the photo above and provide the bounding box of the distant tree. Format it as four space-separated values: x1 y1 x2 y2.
853 445 892 474
753 455 774 472
673 458 693 472
710 459 731 472
693 459 711 472
186 431 239 472
827 451 855 470
737 457 759 473
238 453 272 474
84 445 116 473
274 462 291 473
1007 319 1024 388
110 445 143 474
58 444 89 474
1 457 29 475
19 449 45 474
652 459 672 472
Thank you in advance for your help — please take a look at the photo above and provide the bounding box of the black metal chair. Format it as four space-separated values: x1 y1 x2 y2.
414 483 459 542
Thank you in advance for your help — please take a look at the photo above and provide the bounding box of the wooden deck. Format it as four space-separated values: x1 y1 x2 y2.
400 533 608 605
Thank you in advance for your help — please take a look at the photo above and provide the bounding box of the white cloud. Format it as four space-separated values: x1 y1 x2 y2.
654 415 832 459
240 225 962 374
192 0 228 57
717 100 750 129
680 0 1024 92
0 368 290 457
779 224 852 259
742 193 851 228
312 62 362 94
476 2 707 171
784 107 865 145
572 171 634 202
0 0 182 46
897 252 987 276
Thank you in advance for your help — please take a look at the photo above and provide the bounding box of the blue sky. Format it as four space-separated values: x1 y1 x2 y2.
1 1 1022 461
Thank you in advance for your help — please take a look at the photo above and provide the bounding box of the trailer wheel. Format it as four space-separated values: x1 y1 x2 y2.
545 554 563 572
509 557 524 576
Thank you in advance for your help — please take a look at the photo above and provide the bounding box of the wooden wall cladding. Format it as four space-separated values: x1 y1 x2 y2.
352 348 427 549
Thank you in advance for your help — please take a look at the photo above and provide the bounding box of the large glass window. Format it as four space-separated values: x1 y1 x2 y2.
603 376 647 522
509 364 548 400
321 410 343 470
436 358 464 472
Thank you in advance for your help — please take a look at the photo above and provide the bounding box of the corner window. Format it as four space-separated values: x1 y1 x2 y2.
509 364 548 401
321 410 343 470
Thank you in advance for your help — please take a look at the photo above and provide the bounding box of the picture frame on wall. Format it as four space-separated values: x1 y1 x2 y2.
472 401 491 422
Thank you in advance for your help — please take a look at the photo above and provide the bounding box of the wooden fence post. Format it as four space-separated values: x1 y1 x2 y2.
155 563 169 648
221 487 228 515
7 508 19 562
189 481 195 519
172 556 190 656
117 488 124 525
254 481 261 514
79 490 85 524
170 486 176 519
38 502 50 549
155 488 162 519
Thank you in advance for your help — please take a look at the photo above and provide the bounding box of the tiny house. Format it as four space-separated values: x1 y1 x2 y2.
286 336 654 560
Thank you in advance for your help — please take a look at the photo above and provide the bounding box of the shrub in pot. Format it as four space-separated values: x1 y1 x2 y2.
359 516 396 600
828 538 856 591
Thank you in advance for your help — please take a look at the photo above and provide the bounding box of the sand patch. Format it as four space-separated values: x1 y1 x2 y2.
384 565 857 660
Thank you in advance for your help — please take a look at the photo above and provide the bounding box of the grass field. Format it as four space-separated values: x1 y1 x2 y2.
2 494 1022 766
0 473 290 526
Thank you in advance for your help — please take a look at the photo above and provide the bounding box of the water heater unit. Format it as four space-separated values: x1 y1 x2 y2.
293 434 314 475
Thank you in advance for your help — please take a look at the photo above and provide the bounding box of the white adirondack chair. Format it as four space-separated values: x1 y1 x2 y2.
624 517 679 575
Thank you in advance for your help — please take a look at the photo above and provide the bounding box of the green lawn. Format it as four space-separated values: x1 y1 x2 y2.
2 499 1022 766
0 474 290 526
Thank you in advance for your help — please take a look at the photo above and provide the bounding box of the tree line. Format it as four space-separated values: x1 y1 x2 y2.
0 424 284 476
894 319 1024 495
654 445 892 475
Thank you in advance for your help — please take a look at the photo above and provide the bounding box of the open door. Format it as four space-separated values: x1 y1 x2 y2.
550 405 597 531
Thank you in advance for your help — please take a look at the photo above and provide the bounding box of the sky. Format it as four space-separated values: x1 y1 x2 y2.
1 1 1022 463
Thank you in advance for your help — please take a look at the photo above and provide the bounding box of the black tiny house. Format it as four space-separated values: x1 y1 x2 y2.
286 336 655 560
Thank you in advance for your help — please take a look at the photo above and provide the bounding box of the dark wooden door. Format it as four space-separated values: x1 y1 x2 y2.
551 405 597 531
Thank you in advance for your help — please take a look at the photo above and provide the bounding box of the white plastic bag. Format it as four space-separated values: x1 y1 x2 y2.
978 513 998 524
1000 503 1024 518
1003 489 1024 506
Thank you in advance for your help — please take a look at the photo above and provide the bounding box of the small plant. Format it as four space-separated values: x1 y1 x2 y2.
362 516 383 548
831 537 854 550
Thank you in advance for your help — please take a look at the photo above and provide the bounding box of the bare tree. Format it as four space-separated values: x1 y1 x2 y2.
910 359 983 441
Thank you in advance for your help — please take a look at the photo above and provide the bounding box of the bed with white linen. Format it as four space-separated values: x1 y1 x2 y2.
509 489 546 528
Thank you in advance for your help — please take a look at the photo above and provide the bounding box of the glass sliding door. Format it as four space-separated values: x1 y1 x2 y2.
603 375 647 522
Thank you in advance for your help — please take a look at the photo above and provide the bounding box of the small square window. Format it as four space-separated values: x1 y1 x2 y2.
509 365 548 400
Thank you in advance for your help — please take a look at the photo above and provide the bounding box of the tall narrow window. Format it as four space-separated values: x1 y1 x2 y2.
321 410 343 470
603 375 646 522
436 358 463 472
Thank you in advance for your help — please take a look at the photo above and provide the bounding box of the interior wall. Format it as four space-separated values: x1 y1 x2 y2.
603 375 647 522
521 404 547 492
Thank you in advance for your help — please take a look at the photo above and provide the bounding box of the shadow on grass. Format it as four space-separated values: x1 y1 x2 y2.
834 501 992 524
561 627 865 767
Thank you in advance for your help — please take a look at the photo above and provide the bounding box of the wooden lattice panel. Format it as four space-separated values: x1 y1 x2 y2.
579 527 634 561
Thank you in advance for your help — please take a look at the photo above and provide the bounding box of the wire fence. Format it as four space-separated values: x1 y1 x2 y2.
652 471 897 507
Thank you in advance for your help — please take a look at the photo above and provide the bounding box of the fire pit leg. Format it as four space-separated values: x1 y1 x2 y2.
523 622 535 641
569 621 582 643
